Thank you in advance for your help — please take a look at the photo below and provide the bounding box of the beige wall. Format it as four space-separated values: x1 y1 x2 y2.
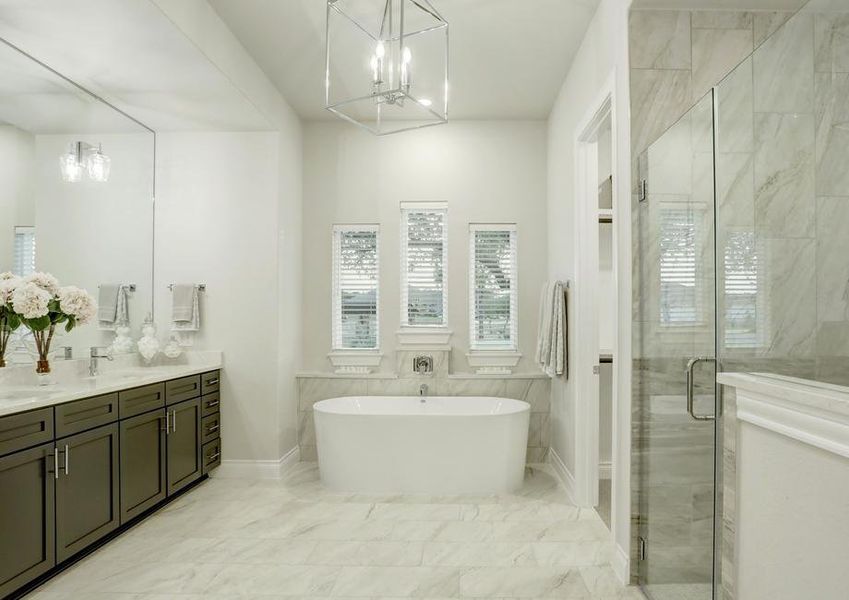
301 120 548 375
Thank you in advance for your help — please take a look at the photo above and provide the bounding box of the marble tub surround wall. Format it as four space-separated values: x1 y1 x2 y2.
297 361 551 464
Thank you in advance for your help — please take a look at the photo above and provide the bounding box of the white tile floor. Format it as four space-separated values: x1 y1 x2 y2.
26 463 646 599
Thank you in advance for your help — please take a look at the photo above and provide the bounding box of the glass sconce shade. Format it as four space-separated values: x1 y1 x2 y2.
58 141 111 183
326 0 448 135
59 149 83 182
87 147 111 182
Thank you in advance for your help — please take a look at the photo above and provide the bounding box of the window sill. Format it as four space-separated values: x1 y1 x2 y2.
396 326 453 347
466 350 522 375
327 350 383 374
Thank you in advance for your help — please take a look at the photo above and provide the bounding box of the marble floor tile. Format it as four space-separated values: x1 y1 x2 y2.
25 463 645 600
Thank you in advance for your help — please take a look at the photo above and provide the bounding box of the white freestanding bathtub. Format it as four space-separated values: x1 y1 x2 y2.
313 396 530 494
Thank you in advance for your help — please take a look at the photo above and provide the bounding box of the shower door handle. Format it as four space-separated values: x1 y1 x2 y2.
686 357 716 421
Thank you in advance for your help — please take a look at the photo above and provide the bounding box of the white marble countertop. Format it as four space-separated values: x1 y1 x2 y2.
718 372 849 420
0 351 222 418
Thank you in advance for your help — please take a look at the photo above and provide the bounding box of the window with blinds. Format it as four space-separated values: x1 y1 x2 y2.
400 203 447 326
469 224 517 350
659 206 703 326
13 226 36 277
332 225 379 350
723 231 761 348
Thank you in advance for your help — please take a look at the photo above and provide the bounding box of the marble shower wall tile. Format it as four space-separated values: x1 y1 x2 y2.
815 72 849 196
692 11 753 30
754 11 794 47
630 10 692 69
816 197 849 324
717 57 754 154
631 68 694 156
759 237 817 357
753 12 814 113
753 112 816 238
815 13 849 73
691 27 753 100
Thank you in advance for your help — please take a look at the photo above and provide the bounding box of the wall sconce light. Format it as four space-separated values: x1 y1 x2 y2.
59 142 111 183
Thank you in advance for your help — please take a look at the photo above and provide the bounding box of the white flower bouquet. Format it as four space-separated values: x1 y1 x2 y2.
3 272 96 373
0 272 23 367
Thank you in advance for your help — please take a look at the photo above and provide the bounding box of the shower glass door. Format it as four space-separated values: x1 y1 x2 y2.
636 90 718 600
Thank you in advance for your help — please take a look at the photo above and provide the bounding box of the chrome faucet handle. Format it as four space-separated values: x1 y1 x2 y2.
90 346 114 360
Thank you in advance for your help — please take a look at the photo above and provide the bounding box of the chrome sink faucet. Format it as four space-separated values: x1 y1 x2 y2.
89 346 113 377
419 383 429 402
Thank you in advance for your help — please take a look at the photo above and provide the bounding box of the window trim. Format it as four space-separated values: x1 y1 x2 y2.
330 224 380 356
399 201 449 330
468 223 519 353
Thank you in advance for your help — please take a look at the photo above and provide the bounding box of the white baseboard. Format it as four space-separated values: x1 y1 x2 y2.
611 542 630 585
547 447 576 504
214 445 300 479
599 461 612 480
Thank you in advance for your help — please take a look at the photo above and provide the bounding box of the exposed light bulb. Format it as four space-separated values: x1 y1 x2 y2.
401 46 412 89
372 41 386 85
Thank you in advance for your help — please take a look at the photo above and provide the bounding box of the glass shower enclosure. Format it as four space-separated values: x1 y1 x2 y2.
634 1 849 598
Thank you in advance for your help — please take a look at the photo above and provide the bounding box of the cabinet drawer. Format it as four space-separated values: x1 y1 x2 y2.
55 394 118 438
201 392 221 417
119 383 165 419
201 370 220 395
166 375 201 405
201 413 220 446
202 439 221 474
0 408 54 457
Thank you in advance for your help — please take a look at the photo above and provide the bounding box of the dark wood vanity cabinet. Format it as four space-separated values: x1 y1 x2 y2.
166 397 203 495
0 442 55 598
55 423 120 563
0 368 221 599
120 408 167 523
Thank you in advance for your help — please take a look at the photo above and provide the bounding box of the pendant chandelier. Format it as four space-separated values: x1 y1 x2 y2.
325 0 448 136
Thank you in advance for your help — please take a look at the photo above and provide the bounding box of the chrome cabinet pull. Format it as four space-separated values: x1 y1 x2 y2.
207 451 221 462
206 399 220 408
686 357 717 421
53 449 59 479
64 444 70 475
206 378 219 386
207 424 220 433
170 410 177 433
164 411 170 434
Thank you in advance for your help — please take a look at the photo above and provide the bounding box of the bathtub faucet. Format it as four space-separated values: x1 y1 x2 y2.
419 383 429 401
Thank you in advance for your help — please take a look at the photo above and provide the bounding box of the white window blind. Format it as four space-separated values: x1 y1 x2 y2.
723 231 761 348
332 225 379 350
659 206 703 326
400 202 447 326
13 226 36 277
469 224 517 350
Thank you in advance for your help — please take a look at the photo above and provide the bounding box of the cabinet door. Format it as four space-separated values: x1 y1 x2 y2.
55 423 120 563
120 409 167 523
167 397 202 495
0 443 55 597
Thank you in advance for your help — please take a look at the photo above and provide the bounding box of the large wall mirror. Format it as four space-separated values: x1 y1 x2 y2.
0 38 154 364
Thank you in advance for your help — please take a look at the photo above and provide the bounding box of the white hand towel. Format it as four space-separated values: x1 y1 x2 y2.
171 284 200 346
536 281 568 378
98 284 124 330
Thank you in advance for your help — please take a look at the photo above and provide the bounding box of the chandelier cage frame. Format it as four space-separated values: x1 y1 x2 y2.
325 0 449 136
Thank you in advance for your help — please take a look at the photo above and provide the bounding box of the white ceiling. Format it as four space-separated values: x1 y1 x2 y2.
209 0 601 121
